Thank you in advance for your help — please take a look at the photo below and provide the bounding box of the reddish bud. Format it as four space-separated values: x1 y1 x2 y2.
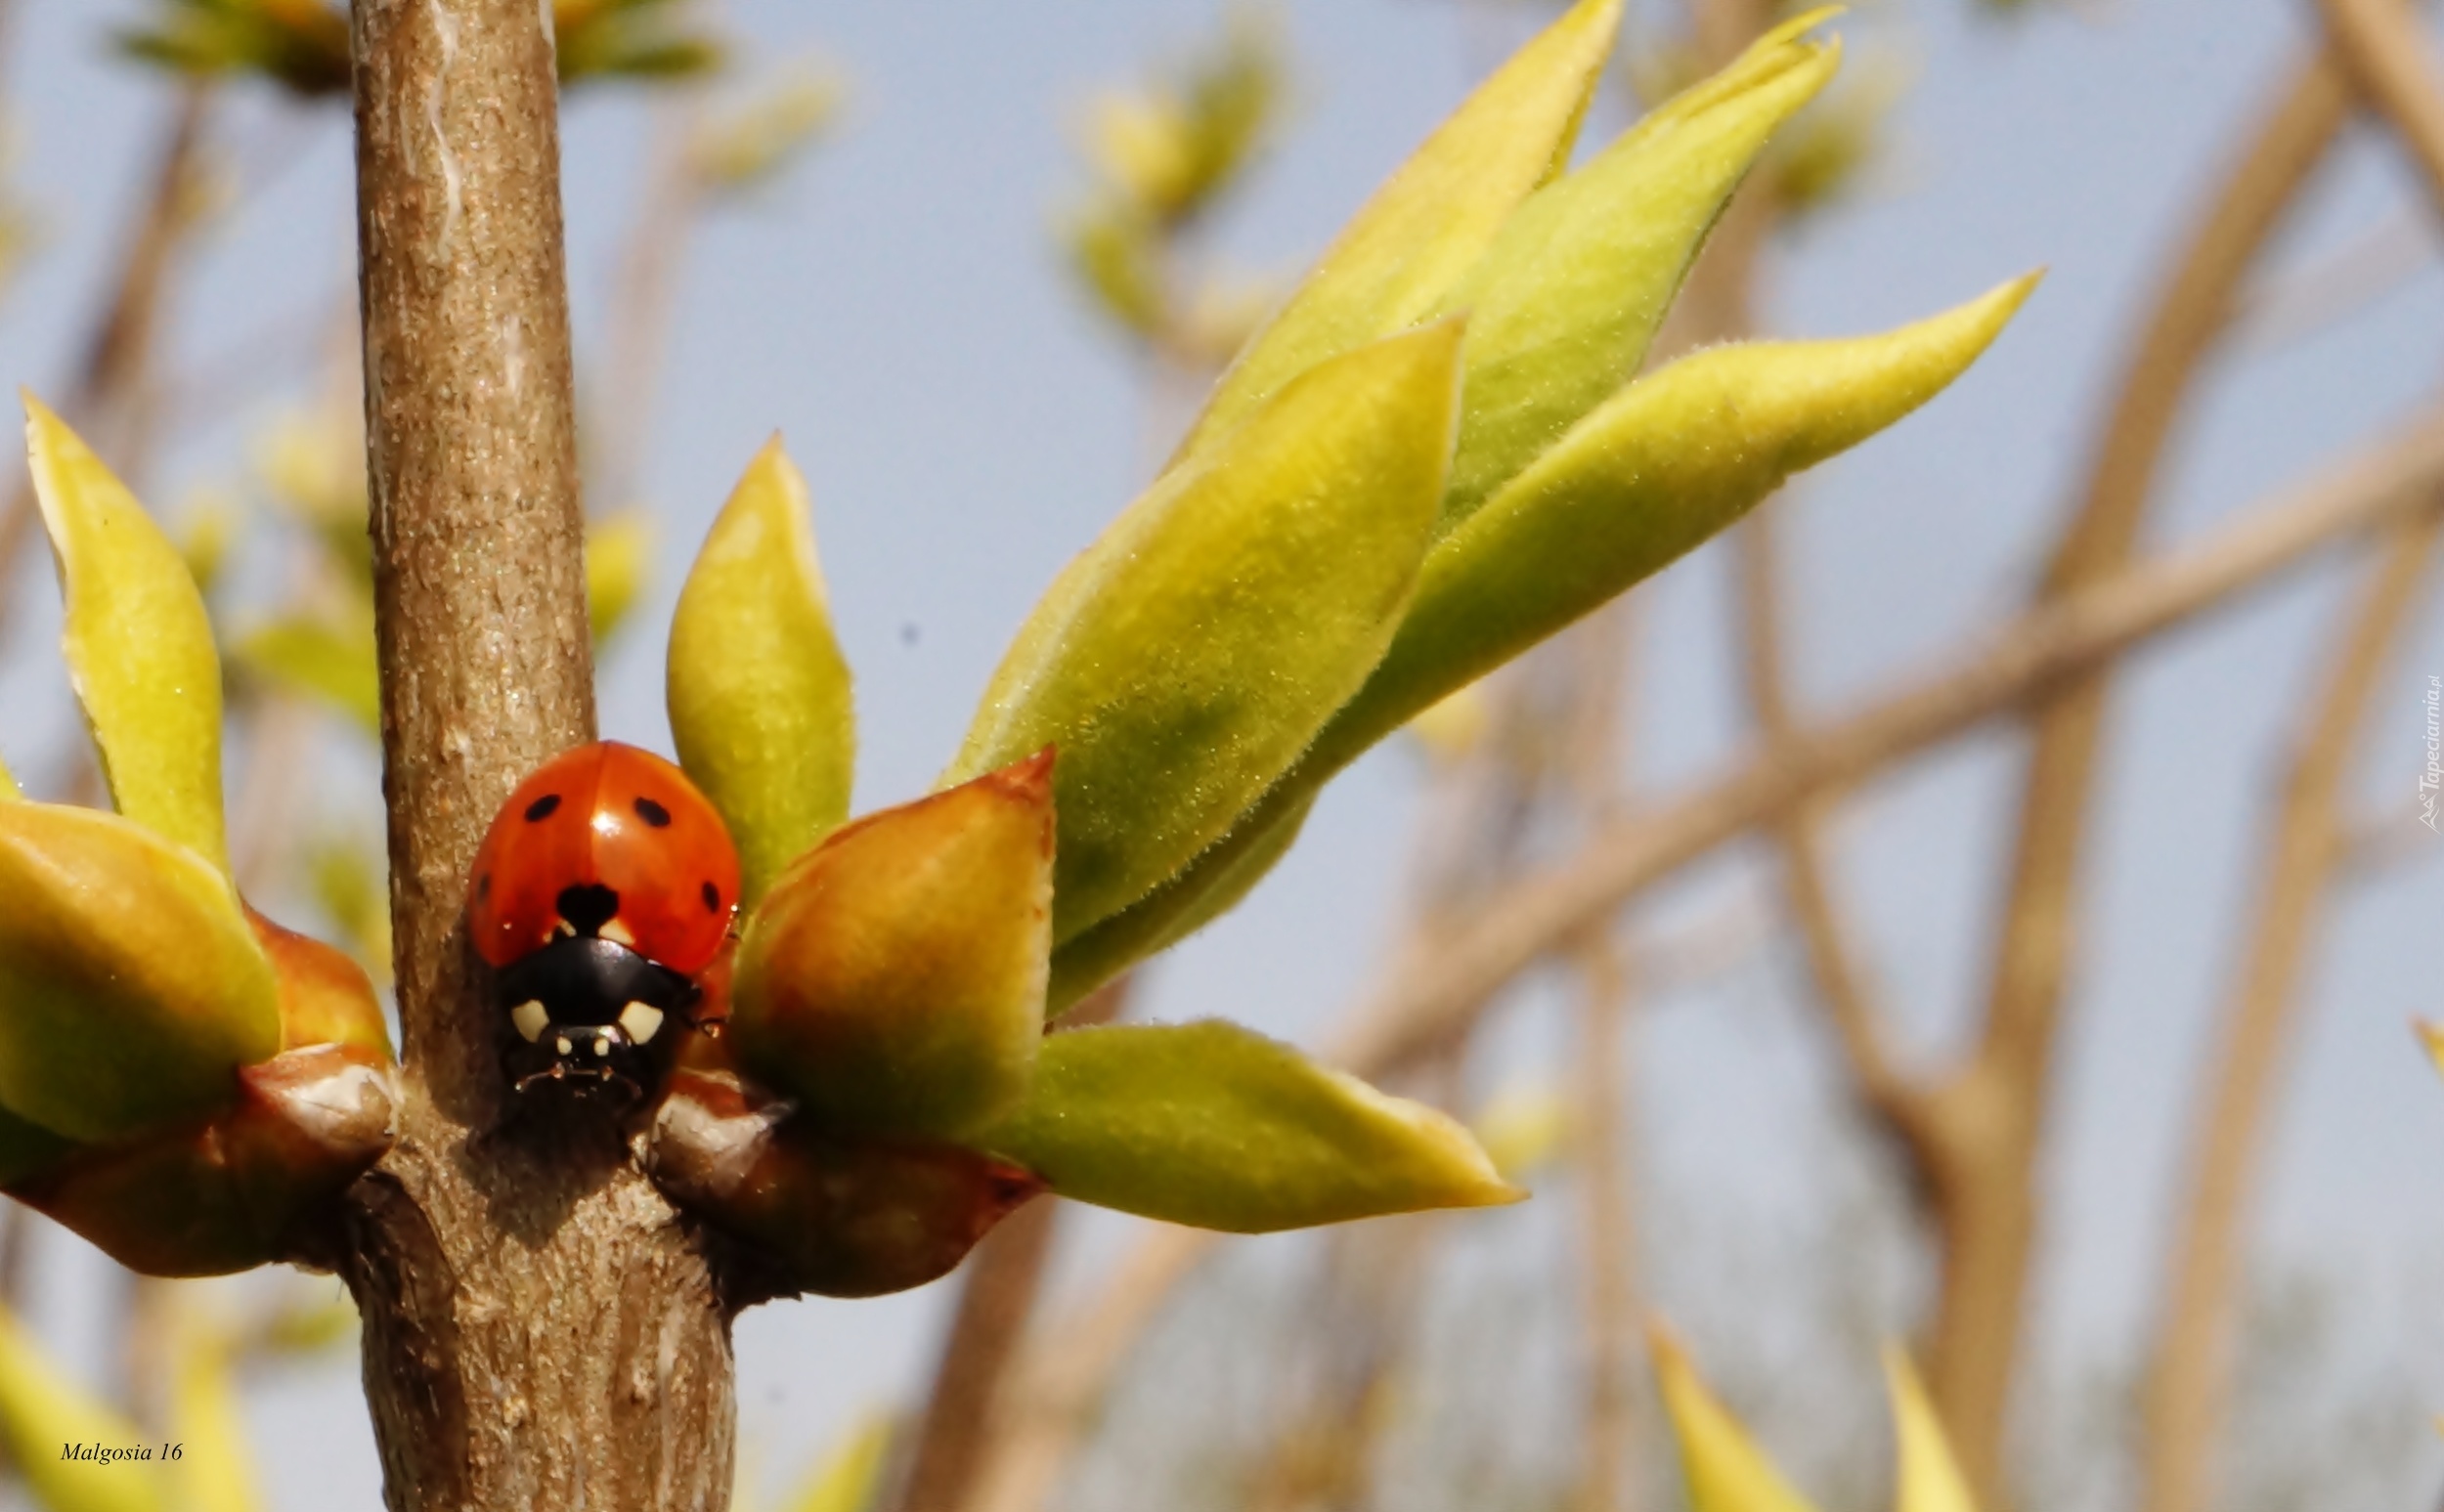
648 1068 1042 1299
729 752 1055 1139
9 1044 396 1276
247 907 394 1060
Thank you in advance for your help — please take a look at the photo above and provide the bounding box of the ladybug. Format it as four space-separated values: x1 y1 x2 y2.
469 741 742 1097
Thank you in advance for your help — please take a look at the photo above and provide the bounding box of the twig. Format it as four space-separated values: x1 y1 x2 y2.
971 1226 1220 1512
2138 10 2444 1508
1927 53 2348 1491
1560 602 1639 1512
1571 928 1639 1512
2318 0 2444 213
2138 507 2442 1512
960 399 2444 1512
337 4 731 1509
1332 399 2444 1086
1734 514 1932 1150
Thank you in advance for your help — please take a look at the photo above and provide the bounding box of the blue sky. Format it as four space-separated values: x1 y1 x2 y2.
2 0 2441 1504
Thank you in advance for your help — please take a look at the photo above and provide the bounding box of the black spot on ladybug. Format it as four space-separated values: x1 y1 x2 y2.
524 793 562 822
633 797 673 828
701 881 720 913
476 873 492 902
556 884 621 936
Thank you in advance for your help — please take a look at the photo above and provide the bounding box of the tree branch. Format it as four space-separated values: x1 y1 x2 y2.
2141 9 2444 1507
2138 506 2441 1512
958 401 2444 1512
1928 55 2347 1491
339 4 732 1508
2318 0 2444 210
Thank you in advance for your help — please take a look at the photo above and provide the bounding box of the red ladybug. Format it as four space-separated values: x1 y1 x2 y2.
469 741 742 1096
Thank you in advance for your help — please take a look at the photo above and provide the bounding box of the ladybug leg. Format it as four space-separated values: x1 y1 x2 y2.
677 980 726 1039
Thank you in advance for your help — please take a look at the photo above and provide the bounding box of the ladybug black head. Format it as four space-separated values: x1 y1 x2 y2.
496 933 699 1099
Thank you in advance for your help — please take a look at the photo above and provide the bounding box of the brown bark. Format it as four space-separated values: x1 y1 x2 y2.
2139 510 2442 1512
338 4 733 1509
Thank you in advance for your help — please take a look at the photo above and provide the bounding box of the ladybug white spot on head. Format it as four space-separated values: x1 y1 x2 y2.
600 918 636 948
591 1034 612 1058
617 1001 665 1044
510 1000 549 1043
555 1035 574 1056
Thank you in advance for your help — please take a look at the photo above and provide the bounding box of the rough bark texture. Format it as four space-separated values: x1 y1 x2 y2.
342 3 735 1508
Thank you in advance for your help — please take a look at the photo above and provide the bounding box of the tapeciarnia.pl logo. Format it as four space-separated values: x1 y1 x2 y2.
2421 674 2440 833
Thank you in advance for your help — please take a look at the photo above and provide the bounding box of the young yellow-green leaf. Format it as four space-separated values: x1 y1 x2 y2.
0 1305 168 1512
1633 8 1843 137
235 611 378 736
586 510 654 646
669 439 855 907
1027 276 2032 1009
171 1327 267 1512
1043 791 1313 1017
1650 1326 1822 1512
1885 1347 1977 1512
950 322 1462 939
2419 1019 2444 1082
730 754 1054 1140
1430 23 1840 531
1313 274 2039 771
26 394 231 874
1170 0 1621 463
777 1414 895 1512
977 1020 1520 1231
0 747 18 800
0 801 278 1141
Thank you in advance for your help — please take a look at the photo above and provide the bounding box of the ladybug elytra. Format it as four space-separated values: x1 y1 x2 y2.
469 741 742 1097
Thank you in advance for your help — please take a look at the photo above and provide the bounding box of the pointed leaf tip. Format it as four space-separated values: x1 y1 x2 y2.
1173 0 1621 461
1431 15 1845 532
1310 271 2039 770
1650 1323 1823 1512
978 1020 1520 1231
1885 1347 1979 1512
24 394 231 874
669 437 855 907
